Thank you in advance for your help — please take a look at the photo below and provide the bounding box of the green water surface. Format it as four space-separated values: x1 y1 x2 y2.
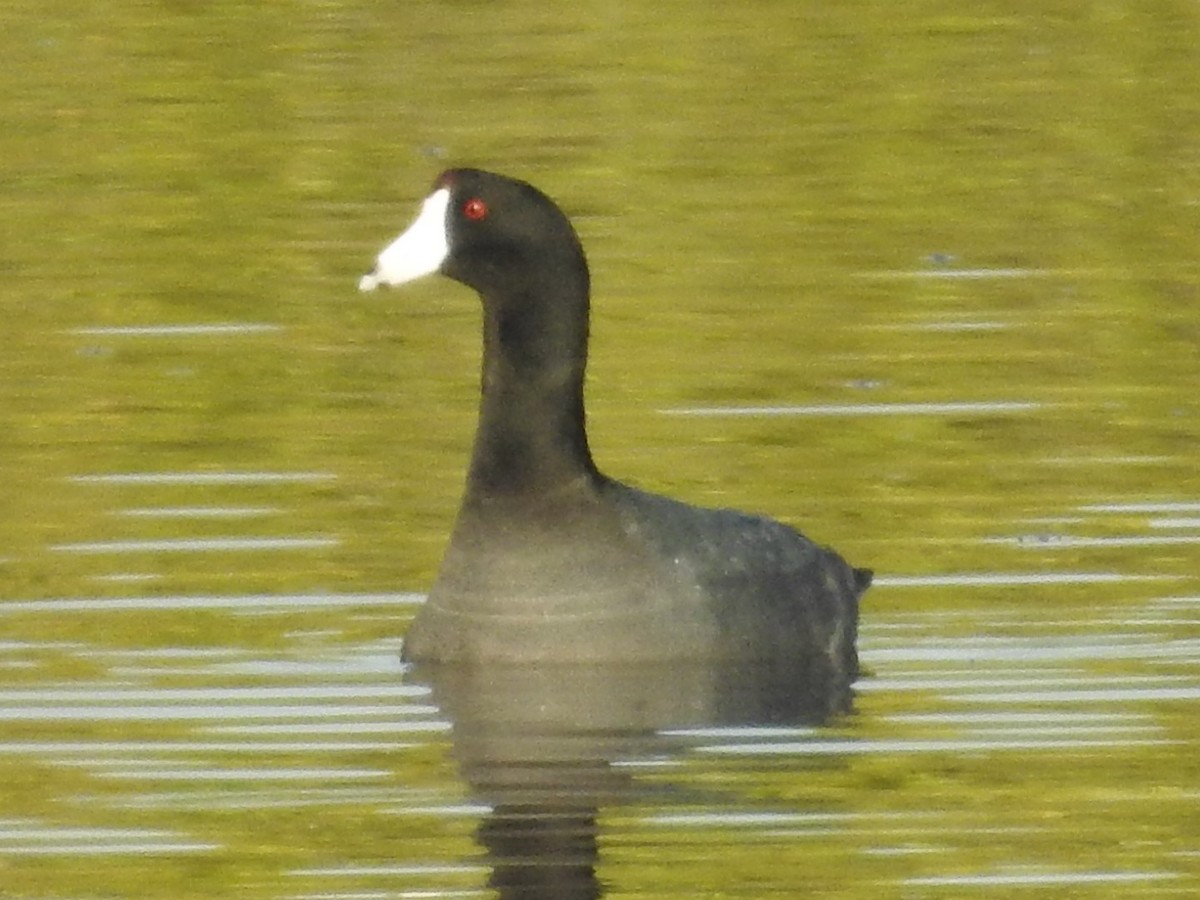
1 1 1198 897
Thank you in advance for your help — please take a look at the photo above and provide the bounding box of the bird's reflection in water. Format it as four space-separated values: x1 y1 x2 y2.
408 654 853 898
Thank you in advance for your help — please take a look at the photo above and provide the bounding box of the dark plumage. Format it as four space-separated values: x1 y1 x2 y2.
360 169 870 677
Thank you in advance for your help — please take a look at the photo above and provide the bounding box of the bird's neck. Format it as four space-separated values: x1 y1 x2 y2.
464 274 598 501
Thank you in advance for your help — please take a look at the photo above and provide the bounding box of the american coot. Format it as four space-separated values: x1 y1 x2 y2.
360 169 870 676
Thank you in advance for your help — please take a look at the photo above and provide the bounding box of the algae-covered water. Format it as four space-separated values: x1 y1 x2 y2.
1 2 1197 897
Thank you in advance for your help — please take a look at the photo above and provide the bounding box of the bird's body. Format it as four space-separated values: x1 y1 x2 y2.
360 169 869 678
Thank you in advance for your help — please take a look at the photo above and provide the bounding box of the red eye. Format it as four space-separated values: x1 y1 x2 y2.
463 197 488 221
